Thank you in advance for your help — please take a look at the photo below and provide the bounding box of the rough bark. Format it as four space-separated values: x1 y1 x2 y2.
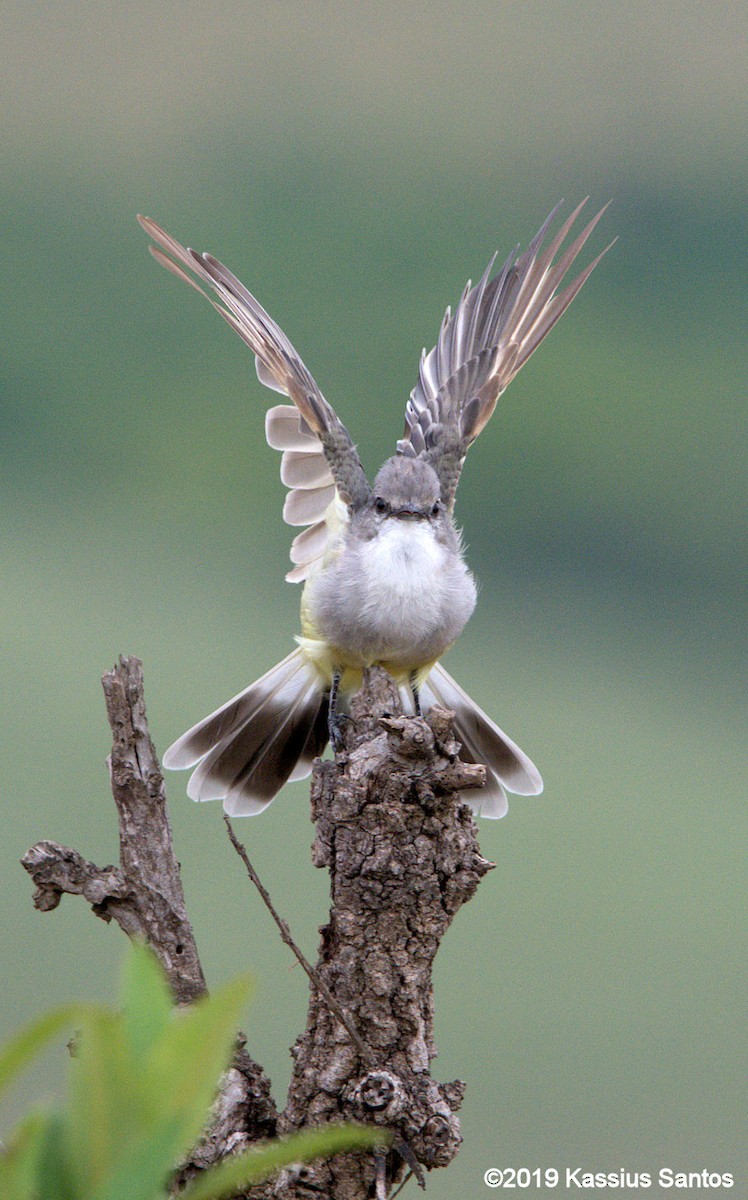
24 657 205 1003
21 655 277 1152
22 658 494 1198
270 667 494 1198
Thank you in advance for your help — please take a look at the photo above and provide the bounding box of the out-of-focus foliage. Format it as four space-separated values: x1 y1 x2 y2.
0 943 383 1200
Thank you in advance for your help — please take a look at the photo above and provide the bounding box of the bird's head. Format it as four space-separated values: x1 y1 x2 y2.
366 456 443 523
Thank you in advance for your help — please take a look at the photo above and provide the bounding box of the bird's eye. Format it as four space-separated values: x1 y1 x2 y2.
431 501 441 516
374 497 388 514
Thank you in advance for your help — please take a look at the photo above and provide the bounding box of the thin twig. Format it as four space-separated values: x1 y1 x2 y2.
389 1171 414 1199
224 815 374 1066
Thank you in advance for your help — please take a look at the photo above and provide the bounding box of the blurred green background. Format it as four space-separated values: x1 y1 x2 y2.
2 2 745 1194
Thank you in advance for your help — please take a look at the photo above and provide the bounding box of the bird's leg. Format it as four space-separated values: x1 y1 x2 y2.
409 670 422 717
327 668 346 753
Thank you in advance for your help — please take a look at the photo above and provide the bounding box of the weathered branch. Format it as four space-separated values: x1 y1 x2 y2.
23 656 205 1002
267 667 494 1199
21 655 277 1155
22 658 494 1198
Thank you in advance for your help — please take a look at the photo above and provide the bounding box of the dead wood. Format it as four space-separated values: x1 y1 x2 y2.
22 658 494 1198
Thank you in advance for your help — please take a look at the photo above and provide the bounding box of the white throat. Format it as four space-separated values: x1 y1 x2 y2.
365 519 445 590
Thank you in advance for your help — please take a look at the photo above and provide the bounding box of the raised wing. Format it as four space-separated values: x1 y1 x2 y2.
138 216 369 581
398 199 614 508
265 403 343 582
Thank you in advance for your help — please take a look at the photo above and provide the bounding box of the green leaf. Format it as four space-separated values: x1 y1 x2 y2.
64 954 250 1197
34 1113 79 1200
0 1112 48 1200
0 1112 79 1200
66 1008 142 1196
0 1005 88 1101
87 1116 185 1200
120 940 173 1067
182 1124 390 1200
143 973 251 1160
0 946 253 1200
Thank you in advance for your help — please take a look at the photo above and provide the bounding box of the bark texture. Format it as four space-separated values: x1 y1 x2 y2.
22 658 495 1199
25 657 204 1002
271 667 494 1198
21 656 277 1153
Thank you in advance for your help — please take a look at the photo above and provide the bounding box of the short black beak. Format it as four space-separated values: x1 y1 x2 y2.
393 506 425 520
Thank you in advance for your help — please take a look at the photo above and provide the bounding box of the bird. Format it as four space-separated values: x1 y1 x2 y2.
138 199 611 820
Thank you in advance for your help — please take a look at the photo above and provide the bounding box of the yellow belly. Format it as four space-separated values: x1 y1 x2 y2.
296 631 436 694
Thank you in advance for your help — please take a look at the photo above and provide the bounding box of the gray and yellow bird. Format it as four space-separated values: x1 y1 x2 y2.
139 200 611 819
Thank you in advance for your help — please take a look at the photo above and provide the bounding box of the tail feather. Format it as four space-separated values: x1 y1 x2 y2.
223 681 326 816
163 650 541 820
162 650 312 770
421 662 543 819
185 685 307 802
288 700 330 782
163 649 326 815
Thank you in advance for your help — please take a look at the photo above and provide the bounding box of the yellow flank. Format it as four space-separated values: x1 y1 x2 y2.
296 632 436 693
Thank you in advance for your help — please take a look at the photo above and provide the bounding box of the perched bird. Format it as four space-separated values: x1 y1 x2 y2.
139 200 611 819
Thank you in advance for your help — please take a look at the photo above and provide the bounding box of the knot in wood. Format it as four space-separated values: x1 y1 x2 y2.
379 715 435 759
275 1162 318 1189
425 704 456 745
418 1110 462 1168
351 1070 406 1121
423 1113 453 1144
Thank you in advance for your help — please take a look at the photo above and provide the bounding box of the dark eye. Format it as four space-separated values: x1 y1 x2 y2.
431 501 441 516
374 497 388 514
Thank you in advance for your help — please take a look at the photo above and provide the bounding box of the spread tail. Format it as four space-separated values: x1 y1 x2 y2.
163 652 541 819
419 662 543 819
162 649 327 815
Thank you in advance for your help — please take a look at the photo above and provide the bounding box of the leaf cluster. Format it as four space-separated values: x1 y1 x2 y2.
0 942 384 1200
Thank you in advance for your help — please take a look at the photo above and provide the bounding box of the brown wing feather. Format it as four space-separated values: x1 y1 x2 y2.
398 200 614 508
138 215 369 510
